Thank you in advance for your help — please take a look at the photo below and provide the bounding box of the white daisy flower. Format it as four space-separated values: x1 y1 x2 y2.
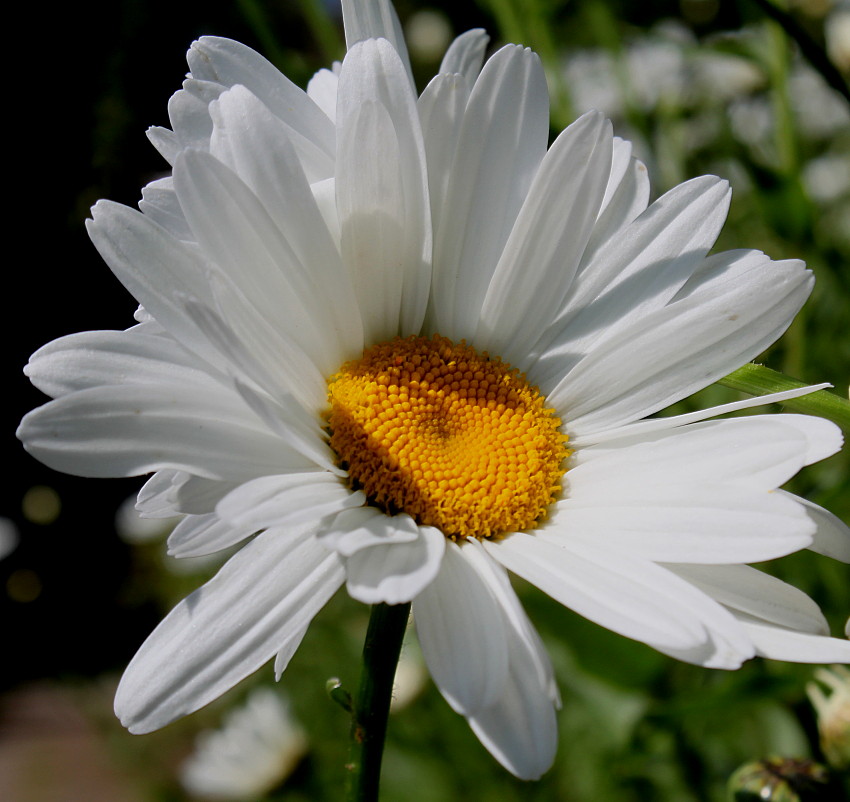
17 0 850 780
180 687 308 799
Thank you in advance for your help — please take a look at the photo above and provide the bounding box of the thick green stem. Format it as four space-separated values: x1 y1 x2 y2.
346 602 411 802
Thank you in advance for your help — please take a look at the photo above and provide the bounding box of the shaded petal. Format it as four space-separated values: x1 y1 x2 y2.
85 200 229 371
173 149 342 373
466 629 558 780
232 378 340 474
342 516 445 605
318 506 418 556
137 471 239 518
166 79 225 153
307 68 338 122
139 177 191 240
147 125 180 166
115 525 344 733
666 564 829 634
181 296 327 417
211 84 334 185
205 104 352 358
216 472 364 532
414 540 510 715
738 617 850 663
167 512 257 558
460 539 559 704
779 491 850 562
439 29 489 84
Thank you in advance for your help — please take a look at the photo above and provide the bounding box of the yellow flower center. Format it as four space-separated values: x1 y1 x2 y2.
326 334 569 539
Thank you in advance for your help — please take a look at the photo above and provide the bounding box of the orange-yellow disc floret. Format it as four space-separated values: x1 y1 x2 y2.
326 334 569 539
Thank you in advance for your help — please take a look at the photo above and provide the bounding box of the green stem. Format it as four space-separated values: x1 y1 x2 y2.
718 364 850 433
346 602 411 802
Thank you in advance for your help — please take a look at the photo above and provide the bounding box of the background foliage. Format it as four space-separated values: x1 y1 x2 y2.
3 0 849 799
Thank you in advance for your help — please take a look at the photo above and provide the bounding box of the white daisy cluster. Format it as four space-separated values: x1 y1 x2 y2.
18 0 850 780
180 687 308 799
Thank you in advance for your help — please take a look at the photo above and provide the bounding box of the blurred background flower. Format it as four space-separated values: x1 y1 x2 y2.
180 687 308 800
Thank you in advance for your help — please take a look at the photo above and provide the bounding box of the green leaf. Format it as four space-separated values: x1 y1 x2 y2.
718 364 850 433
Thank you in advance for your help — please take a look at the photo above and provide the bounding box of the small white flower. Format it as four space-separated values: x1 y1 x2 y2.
180 687 308 799
18 0 850 780
0 517 19 560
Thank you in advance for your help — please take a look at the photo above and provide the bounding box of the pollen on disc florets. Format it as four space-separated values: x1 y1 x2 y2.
325 334 569 539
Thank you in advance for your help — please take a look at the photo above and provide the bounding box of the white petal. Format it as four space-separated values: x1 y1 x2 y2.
187 36 334 158
466 631 558 780
307 68 338 122
666 564 829 634
439 29 489 84
319 506 417 556
751 413 843 465
738 616 850 663
211 83 334 185
414 540 510 715
232 378 340 475
340 0 413 87
115 525 344 733
570 384 832 448
343 516 445 605
18 383 310 481
173 149 341 373
139 177 191 240
568 417 813 492
579 143 650 267
336 39 432 339
548 486 813 564
460 539 559 704
551 255 813 432
167 512 257 558
486 533 739 652
25 329 202 399
779 491 850 562
166 79 225 153
181 295 327 416
85 200 229 370
216 473 364 532
476 112 613 366
541 176 731 361
137 471 238 517
147 125 180 166
418 72 471 233
430 45 549 340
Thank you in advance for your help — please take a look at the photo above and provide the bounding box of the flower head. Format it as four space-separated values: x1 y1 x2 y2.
180 687 308 799
807 665 850 770
17 0 850 780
